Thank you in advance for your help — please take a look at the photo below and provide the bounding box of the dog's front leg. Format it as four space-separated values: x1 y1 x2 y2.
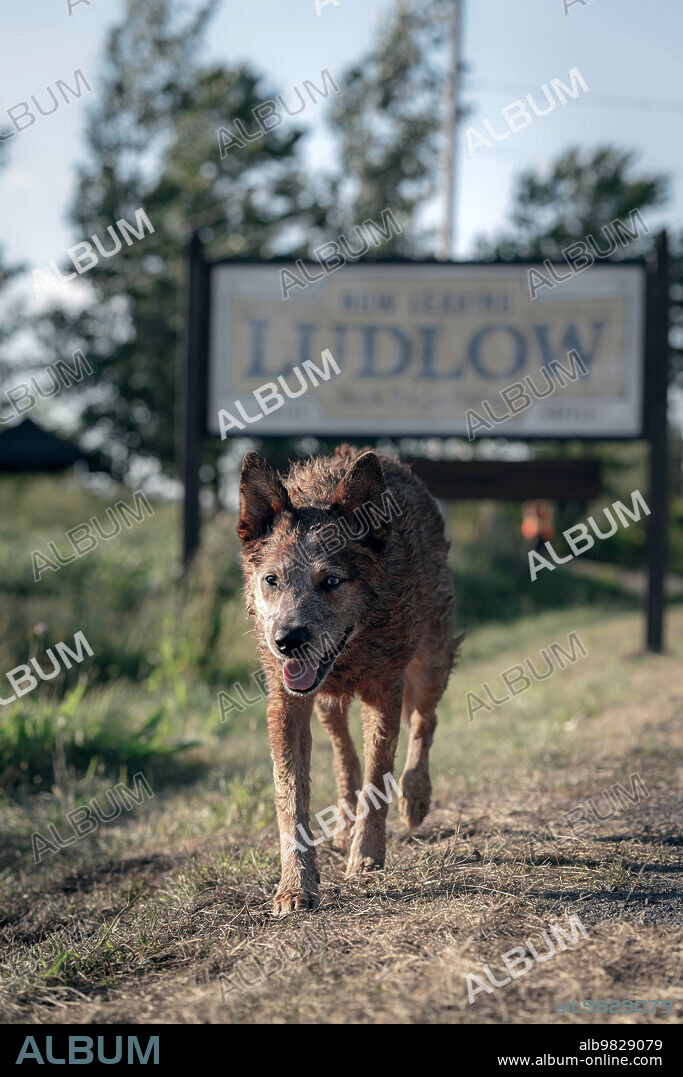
315 694 360 853
346 680 402 876
268 690 320 915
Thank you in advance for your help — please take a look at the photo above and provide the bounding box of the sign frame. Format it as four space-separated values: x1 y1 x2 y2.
205 253 650 442
178 235 670 652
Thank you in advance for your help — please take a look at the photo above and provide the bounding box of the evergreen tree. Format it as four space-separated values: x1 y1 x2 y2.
0 142 25 387
38 0 326 477
473 144 678 518
475 145 668 261
327 0 462 256
473 145 681 386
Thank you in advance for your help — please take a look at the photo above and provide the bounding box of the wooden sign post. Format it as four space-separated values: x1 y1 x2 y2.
179 237 671 652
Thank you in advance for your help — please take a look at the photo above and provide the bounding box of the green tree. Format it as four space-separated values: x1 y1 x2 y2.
327 0 461 255
0 142 25 387
668 229 683 391
475 145 668 261
474 145 679 544
37 0 326 478
473 145 680 389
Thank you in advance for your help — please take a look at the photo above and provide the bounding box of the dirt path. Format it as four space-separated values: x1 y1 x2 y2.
1 609 681 1025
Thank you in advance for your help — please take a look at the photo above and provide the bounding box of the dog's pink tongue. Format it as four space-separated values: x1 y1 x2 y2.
283 657 318 691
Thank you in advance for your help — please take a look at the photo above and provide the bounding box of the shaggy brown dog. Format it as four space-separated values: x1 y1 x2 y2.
238 445 457 915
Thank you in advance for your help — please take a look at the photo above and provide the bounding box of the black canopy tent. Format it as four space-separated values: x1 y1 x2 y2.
0 417 92 473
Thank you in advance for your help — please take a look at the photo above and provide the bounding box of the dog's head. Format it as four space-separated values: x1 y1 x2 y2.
237 450 392 696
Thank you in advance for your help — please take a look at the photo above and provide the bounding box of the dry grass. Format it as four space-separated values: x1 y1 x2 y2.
0 606 681 1025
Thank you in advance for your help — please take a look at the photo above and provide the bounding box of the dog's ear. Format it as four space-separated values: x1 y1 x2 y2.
332 451 390 542
237 452 291 544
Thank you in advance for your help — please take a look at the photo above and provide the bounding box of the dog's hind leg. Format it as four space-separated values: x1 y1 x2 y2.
399 618 457 830
346 679 403 876
315 694 360 853
399 711 437 830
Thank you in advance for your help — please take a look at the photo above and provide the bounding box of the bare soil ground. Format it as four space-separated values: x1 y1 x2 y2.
1 606 681 1025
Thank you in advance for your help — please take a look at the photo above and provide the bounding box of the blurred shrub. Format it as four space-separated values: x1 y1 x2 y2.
446 501 639 629
0 473 678 795
0 683 202 794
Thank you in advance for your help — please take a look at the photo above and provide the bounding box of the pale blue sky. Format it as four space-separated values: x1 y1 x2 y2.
1 0 682 306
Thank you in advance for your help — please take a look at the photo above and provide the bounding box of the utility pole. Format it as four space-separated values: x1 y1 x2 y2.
645 231 670 652
437 0 462 262
179 232 208 570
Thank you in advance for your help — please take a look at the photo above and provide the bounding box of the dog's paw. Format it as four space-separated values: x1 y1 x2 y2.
332 828 352 854
272 887 319 917
345 854 384 877
399 794 431 830
399 770 431 830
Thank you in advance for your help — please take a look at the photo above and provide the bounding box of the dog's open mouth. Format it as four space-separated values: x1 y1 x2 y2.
282 627 352 694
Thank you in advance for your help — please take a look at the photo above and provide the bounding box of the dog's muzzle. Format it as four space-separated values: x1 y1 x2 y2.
281 627 352 695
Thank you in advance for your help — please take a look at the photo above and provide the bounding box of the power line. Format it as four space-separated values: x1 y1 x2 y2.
467 81 683 114
437 0 463 261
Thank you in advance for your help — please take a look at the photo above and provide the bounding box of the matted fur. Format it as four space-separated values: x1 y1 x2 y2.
238 444 459 915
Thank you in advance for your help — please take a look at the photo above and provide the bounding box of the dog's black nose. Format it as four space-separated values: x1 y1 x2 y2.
275 626 309 657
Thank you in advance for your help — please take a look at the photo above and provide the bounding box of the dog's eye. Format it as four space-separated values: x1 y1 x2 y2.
264 574 278 587
323 575 342 589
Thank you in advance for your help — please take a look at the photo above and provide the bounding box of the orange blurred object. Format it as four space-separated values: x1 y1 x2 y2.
522 499 555 541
